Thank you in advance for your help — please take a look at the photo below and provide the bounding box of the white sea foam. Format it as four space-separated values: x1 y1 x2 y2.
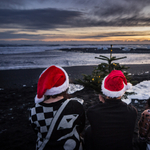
0 44 150 70
127 81 150 100
121 80 150 104
68 81 150 104
0 44 150 54
68 84 84 94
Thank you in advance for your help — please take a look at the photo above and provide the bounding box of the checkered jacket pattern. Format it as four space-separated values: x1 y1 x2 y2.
29 98 85 150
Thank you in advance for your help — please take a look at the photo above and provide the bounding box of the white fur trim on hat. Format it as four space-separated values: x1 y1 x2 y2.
126 83 132 90
35 95 44 103
101 76 132 98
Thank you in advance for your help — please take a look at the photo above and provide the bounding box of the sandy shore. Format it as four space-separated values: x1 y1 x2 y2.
0 64 150 149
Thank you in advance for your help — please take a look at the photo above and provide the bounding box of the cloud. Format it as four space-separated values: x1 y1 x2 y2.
91 0 149 16
0 0 150 29
1 0 150 12
0 0 26 9
0 8 83 30
0 0 150 40
0 30 46 40
1 6 150 32
1 29 149 41
0 29 72 40
76 31 150 39
75 14 150 27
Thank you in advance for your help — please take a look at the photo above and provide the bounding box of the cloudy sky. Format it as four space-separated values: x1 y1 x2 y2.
0 0 150 44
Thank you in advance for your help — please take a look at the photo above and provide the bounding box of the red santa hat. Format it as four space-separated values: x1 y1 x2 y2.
35 65 69 103
101 70 132 98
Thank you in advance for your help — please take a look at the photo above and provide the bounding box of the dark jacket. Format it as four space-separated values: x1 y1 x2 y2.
86 98 137 150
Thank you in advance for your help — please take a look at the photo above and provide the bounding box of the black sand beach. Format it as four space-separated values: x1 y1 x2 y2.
0 64 150 150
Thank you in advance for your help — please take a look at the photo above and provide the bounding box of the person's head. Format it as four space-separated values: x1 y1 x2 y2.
35 65 69 103
101 70 132 99
145 98 150 109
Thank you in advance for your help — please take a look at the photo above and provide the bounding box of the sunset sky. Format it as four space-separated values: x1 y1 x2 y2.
0 0 150 44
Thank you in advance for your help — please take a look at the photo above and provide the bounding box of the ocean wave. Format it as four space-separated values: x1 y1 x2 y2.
0 44 150 54
0 45 150 70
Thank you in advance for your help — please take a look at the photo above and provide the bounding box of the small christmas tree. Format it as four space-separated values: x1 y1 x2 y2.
77 45 131 93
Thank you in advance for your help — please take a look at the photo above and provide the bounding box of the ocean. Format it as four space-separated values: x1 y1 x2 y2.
0 44 150 70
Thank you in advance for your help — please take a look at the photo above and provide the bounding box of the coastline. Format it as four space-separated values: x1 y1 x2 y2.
60 47 150 53
0 64 150 149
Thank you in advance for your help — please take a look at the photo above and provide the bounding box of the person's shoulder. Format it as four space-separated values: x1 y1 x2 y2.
65 99 85 114
30 103 38 111
68 98 83 105
30 103 43 113
127 104 138 114
67 99 84 109
87 102 103 113
142 109 150 116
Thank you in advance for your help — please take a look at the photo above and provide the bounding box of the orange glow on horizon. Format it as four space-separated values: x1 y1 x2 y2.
1 26 150 44
1 35 150 43
1 38 34 41
41 37 150 42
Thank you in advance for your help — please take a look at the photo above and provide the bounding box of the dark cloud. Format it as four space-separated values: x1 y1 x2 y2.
0 0 150 30
0 8 83 30
0 0 150 44
0 0 26 9
70 16 150 28
1 7 150 31
0 0 150 42
91 0 150 18
0 0 46 8
1 0 150 13
93 4 139 17
77 31 150 39
0 30 70 40
0 30 46 39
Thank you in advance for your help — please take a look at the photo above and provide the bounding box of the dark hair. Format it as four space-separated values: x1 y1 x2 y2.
145 98 150 109
44 88 70 100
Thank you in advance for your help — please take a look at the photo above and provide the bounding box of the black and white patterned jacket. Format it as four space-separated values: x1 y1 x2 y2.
29 98 85 150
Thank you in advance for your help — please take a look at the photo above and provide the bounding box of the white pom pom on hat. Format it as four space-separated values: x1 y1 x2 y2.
101 70 132 98
35 65 69 103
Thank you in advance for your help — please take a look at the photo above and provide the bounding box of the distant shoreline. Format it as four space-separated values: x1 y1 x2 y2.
60 47 150 53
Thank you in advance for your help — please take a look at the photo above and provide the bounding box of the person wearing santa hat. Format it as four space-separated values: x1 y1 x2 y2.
85 70 137 150
29 65 85 150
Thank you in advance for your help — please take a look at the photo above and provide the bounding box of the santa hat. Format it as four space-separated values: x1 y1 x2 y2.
101 70 132 98
35 65 69 103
